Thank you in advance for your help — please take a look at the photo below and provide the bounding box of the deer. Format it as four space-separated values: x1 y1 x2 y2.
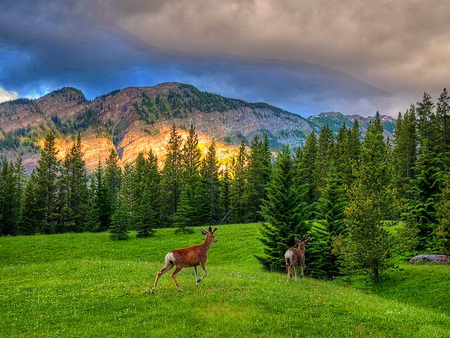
284 236 312 281
151 226 218 293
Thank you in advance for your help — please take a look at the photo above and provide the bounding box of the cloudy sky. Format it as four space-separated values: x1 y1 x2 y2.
1 0 449 117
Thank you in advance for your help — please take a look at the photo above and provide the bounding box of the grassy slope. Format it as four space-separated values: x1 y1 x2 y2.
1 224 449 338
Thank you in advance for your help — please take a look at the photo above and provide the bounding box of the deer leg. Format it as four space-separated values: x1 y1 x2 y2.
300 265 305 278
171 266 184 291
294 265 298 282
193 266 199 286
197 263 207 283
151 263 174 294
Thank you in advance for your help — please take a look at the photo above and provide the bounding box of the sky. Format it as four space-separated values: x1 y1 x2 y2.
1 0 450 118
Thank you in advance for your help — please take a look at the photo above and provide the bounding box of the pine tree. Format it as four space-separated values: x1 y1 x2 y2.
160 124 183 226
295 131 319 218
341 113 393 283
230 142 248 224
244 135 272 222
104 148 122 224
109 165 131 240
60 134 89 232
436 88 450 172
18 171 39 235
201 140 221 225
137 149 160 238
218 163 232 224
91 160 110 232
179 124 205 228
258 146 310 271
0 158 17 235
34 132 62 234
436 172 450 254
392 107 417 204
406 94 443 250
315 164 348 277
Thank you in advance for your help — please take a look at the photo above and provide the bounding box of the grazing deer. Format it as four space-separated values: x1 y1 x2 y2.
151 226 218 293
284 236 312 281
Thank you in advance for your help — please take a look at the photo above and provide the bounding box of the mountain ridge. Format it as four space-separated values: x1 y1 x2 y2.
0 82 395 172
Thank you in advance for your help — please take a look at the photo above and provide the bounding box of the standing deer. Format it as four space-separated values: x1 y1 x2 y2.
284 236 312 281
151 226 218 293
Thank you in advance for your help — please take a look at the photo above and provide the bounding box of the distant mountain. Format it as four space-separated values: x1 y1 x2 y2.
0 82 396 172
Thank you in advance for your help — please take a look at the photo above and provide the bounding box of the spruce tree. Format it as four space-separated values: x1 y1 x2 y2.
436 172 450 254
230 142 248 224
18 171 39 235
179 124 204 228
201 140 221 225
34 132 62 234
60 134 89 232
91 160 110 232
104 148 122 224
0 158 17 235
295 131 319 219
341 113 393 283
137 149 160 237
160 124 183 226
258 146 310 271
244 135 272 222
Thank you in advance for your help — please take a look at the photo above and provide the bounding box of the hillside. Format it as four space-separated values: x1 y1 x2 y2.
0 83 396 172
0 224 449 337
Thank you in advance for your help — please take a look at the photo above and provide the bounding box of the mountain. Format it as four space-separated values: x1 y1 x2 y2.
0 82 396 172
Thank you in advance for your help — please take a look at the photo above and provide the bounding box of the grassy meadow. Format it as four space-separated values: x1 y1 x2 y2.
1 223 450 337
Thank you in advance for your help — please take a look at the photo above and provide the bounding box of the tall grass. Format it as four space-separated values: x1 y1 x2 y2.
1 224 449 337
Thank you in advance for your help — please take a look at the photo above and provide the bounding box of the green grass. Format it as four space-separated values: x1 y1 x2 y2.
1 224 450 337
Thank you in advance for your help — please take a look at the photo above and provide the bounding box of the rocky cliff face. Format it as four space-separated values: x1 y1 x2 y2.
0 82 395 173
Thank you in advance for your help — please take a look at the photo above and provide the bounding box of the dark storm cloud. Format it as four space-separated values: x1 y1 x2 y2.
1 0 449 116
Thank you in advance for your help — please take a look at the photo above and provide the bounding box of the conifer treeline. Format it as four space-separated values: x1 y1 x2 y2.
1 90 449 280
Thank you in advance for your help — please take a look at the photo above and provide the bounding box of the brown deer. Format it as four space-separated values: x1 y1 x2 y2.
284 236 312 281
151 226 218 293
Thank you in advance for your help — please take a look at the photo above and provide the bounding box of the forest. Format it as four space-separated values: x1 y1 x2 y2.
1 89 449 282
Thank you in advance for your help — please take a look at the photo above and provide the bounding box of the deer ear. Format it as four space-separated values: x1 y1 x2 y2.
212 227 218 234
201 228 208 235
208 226 212 233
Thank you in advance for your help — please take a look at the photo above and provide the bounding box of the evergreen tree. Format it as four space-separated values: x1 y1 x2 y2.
90 160 110 232
18 171 39 235
179 124 205 228
340 113 393 283
295 131 319 218
317 125 335 186
436 88 450 172
136 149 160 237
315 164 348 277
230 142 247 224
104 148 122 224
406 94 443 250
34 132 62 234
436 172 450 254
392 107 417 204
0 158 17 235
218 163 232 224
258 146 310 271
201 140 221 225
60 134 89 232
172 185 195 234
244 135 272 222
160 124 183 226
109 165 131 240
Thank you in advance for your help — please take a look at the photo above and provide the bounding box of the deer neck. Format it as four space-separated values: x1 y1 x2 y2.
201 236 213 252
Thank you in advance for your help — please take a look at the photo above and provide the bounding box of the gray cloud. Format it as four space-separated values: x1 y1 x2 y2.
1 0 448 117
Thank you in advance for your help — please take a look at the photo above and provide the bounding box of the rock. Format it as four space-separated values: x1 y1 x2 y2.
409 254 449 264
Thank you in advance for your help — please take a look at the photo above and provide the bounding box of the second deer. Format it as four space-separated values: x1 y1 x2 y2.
284 236 312 281
151 226 218 293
